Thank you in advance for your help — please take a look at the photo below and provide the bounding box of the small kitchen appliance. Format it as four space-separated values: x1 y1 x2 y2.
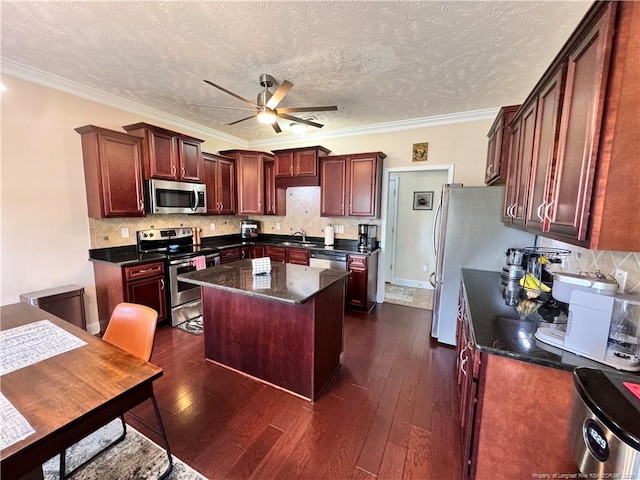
241 220 259 239
535 274 640 371
357 224 377 252
569 367 640 478
137 227 220 326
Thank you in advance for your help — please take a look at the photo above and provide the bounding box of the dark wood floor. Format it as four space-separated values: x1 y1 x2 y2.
128 303 462 480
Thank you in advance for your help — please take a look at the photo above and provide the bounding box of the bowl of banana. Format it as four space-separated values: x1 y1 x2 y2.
519 273 552 300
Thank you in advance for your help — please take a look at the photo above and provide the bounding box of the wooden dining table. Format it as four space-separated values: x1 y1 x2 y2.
0 302 164 479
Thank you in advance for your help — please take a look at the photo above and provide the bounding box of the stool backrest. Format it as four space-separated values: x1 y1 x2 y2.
102 302 158 361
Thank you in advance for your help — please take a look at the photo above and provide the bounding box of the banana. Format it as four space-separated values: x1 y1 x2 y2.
516 299 539 316
519 273 551 292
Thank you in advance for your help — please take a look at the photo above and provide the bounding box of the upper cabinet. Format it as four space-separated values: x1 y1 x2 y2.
219 149 284 216
320 152 386 218
122 122 204 183
202 152 236 215
272 146 331 188
75 125 145 218
503 1 640 252
485 105 520 185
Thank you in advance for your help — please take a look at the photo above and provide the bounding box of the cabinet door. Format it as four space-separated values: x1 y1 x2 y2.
525 69 564 232
547 8 614 240
503 121 521 223
217 157 236 215
513 102 538 224
348 155 379 217
220 248 241 264
264 158 277 215
178 137 202 182
148 130 177 180
295 150 318 177
347 255 367 308
485 124 500 185
265 246 286 263
203 156 220 213
125 275 167 321
275 152 294 177
320 157 347 216
286 248 309 266
485 105 519 185
251 245 265 258
237 153 264 214
90 131 144 218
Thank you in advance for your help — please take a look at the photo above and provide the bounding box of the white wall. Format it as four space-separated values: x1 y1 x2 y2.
1 75 494 333
391 169 449 287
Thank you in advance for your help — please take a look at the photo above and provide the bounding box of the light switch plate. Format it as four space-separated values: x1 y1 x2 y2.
121 228 129 238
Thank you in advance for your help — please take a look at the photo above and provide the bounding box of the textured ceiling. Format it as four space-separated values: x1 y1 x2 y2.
1 1 592 142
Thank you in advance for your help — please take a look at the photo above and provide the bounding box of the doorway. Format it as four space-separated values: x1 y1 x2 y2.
377 165 454 304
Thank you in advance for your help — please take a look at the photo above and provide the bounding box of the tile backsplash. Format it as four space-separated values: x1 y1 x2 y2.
89 186 381 249
539 237 640 295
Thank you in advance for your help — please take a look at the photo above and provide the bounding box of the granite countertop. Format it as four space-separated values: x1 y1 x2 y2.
461 268 617 372
178 259 349 305
89 234 379 266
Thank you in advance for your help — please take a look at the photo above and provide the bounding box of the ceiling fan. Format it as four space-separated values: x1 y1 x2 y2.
195 74 338 133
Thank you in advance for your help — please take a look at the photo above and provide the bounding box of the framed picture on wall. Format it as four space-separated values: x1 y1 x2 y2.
413 191 433 210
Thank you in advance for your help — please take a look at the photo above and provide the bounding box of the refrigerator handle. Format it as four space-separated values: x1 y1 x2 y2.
432 193 443 263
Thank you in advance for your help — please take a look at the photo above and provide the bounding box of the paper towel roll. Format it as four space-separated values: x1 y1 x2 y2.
324 225 334 246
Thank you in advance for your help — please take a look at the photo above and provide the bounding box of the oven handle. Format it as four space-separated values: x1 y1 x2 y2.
169 254 220 267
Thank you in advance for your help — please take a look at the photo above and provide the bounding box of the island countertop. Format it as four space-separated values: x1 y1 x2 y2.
178 259 348 305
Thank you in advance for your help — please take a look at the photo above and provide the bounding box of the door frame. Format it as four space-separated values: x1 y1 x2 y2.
377 164 455 303
385 176 399 283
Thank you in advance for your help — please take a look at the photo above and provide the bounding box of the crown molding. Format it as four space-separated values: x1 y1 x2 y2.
1 58 249 147
2 57 498 151
249 108 499 149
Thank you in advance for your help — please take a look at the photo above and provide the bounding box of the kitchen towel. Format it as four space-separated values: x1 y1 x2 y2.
324 225 335 246
191 256 206 270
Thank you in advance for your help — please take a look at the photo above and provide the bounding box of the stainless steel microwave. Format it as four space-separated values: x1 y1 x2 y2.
146 179 206 214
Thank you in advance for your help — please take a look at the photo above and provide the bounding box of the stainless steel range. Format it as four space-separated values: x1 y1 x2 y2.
137 227 220 326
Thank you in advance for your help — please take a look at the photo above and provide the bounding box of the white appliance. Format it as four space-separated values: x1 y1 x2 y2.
430 184 535 346
535 291 640 372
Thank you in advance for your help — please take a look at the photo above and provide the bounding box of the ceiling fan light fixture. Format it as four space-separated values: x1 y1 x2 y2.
257 110 276 124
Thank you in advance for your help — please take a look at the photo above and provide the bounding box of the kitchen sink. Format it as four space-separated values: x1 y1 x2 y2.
278 241 320 248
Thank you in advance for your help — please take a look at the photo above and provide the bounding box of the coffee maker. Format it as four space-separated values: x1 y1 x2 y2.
357 224 377 252
241 220 259 240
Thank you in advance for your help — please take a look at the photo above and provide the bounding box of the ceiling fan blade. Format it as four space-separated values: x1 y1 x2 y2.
190 103 256 112
278 113 324 129
276 105 338 113
203 80 258 108
228 114 257 126
266 80 293 110
271 122 282 133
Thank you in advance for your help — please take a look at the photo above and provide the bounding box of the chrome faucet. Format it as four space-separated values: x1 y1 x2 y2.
291 230 306 242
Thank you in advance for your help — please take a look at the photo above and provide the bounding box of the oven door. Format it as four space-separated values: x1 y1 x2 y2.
169 253 220 307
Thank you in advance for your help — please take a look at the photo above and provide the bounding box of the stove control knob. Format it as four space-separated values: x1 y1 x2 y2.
149 233 154 238
142 233 148 238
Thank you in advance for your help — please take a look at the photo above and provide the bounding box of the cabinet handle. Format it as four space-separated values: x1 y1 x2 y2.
140 198 144 211
536 203 545 221
459 345 468 376
296 164 300 175
544 201 554 222
172 165 176 176
181 167 186 177
290 165 293 175
160 279 165 290
137 268 152 273
486 164 493 176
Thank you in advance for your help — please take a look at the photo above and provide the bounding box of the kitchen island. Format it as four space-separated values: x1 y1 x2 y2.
178 260 347 401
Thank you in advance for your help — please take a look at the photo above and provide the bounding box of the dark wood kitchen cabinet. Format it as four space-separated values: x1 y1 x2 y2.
219 246 250 264
346 252 378 312
264 246 286 263
457 281 575 480
263 156 286 216
75 125 145 218
219 149 284 215
202 152 236 215
92 260 166 332
484 105 519 185
273 145 331 188
320 152 386 218
264 246 309 265
502 1 640 251
122 122 204 183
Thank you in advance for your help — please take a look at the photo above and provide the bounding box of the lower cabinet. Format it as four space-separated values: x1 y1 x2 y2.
264 246 309 265
457 282 575 480
346 252 378 312
220 246 251 264
93 260 167 332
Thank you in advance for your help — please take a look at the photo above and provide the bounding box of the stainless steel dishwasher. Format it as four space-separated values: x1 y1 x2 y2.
309 250 348 270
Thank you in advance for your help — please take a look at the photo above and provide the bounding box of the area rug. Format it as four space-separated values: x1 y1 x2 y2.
384 283 434 310
43 419 207 479
175 316 203 336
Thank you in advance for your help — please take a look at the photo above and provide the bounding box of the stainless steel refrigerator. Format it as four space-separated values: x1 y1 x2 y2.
430 184 535 346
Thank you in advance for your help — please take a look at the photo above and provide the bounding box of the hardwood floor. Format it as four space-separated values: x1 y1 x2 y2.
127 303 462 480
